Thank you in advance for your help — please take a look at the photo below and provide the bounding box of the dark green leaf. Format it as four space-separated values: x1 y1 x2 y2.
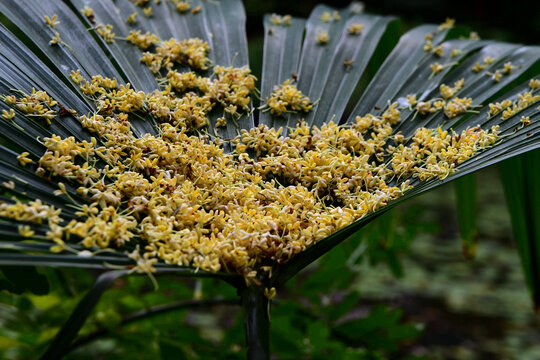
500 149 540 311
454 173 478 258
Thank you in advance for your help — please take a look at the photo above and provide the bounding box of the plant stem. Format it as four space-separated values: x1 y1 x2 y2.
40 270 128 360
66 298 239 355
241 286 270 360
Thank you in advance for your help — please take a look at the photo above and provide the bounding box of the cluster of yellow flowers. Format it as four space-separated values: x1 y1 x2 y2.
423 19 455 53
320 10 341 22
127 30 160 50
263 79 313 116
409 78 479 119
139 37 211 73
269 13 292 26
501 91 539 120
0 89 60 125
472 56 496 73
439 78 465 100
0 90 501 280
69 64 256 132
3 17 535 280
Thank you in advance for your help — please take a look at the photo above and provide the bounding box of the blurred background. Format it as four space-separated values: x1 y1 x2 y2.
0 1 539 359
243 0 540 81
242 0 540 44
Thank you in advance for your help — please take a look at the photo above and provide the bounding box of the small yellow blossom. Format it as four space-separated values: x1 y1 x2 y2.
450 49 463 58
483 56 496 65
96 24 115 43
416 101 435 115
432 44 444 57
192 5 202 14
440 78 465 99
469 32 480 40
269 13 283 25
70 69 84 84
444 97 473 118
430 62 444 75
126 12 138 24
282 15 292 26
491 71 502 82
347 23 364 35
18 225 35 238
17 152 33 166
488 99 512 117
502 62 514 75
216 117 227 127
472 62 485 72
320 11 331 22
2 109 15 120
81 6 95 24
49 32 61 45
44 14 60 28
2 181 15 190
406 94 417 107
264 287 277 299
176 1 190 13
316 30 329 44
437 18 455 32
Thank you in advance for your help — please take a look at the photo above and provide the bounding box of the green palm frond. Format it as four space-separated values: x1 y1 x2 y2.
0 0 538 286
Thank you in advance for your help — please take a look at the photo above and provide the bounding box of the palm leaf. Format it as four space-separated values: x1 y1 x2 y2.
258 14 306 128
0 0 537 287
500 149 540 311
454 174 478 259
350 24 449 116
201 0 254 141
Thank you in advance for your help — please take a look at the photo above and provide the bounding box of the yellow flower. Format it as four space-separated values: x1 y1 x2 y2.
316 30 329 44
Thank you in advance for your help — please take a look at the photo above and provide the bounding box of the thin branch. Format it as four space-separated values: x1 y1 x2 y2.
66 297 239 355
40 270 129 360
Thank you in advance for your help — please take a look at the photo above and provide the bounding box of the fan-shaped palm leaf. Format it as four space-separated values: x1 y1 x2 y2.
0 0 539 358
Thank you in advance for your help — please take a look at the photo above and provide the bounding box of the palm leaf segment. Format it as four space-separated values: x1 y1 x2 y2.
0 0 539 293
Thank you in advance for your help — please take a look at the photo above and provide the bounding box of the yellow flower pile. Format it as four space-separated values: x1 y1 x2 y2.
263 79 313 116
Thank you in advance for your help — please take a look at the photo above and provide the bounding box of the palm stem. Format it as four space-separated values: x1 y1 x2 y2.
241 285 270 360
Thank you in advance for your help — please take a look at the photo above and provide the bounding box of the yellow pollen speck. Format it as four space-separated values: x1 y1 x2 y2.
316 30 329 44
44 14 60 28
